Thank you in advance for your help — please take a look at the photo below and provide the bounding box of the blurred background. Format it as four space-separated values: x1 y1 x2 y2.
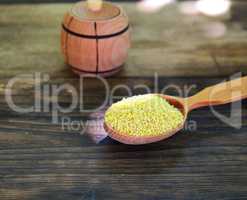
1 0 246 77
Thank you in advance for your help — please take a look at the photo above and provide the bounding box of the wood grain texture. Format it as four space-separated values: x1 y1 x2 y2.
0 1 247 200
0 76 247 199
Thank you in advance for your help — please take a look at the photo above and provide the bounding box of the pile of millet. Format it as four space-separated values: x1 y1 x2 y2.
105 94 184 137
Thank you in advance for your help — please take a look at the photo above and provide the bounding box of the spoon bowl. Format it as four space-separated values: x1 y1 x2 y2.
104 76 247 145
104 95 187 145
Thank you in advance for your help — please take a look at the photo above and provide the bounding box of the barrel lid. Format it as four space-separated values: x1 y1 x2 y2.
71 1 120 21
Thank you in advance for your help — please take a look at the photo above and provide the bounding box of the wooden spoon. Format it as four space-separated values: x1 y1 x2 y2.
104 76 247 145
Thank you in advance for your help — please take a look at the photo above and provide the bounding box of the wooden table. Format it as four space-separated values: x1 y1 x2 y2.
0 1 247 199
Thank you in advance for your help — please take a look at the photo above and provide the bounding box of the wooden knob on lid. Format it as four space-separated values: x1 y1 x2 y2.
87 0 103 12
73 0 119 20
61 1 131 76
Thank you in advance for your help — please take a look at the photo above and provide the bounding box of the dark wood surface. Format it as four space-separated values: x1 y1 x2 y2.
0 1 247 200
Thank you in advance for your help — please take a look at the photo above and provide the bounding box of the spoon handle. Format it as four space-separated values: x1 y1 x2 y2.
186 76 247 111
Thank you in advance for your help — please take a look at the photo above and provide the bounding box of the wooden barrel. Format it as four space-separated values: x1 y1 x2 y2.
61 1 130 76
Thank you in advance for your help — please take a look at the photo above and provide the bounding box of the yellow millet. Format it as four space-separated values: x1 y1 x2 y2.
105 94 184 137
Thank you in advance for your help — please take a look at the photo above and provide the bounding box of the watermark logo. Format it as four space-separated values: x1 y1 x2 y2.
209 72 243 129
4 72 245 138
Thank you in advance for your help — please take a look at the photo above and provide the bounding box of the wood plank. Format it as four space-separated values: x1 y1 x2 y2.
0 76 247 199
